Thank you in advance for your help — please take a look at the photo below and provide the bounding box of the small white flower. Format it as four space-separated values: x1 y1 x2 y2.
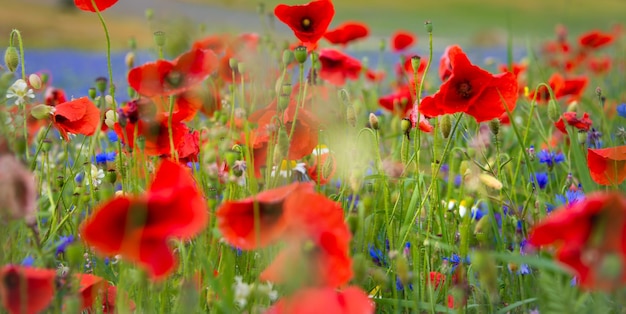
258 282 278 301
271 160 308 178
85 164 105 187
233 276 252 308
6 79 35 106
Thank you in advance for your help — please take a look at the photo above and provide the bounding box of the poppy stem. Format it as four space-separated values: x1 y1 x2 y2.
9 30 29 160
168 95 178 161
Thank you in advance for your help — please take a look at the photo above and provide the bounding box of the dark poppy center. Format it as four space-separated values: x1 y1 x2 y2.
128 203 149 228
165 71 183 87
258 201 283 222
457 82 472 98
301 17 312 31
3 269 20 289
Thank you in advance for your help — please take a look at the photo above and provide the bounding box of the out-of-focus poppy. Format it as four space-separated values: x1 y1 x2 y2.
323 21 369 46
378 85 413 116
555 75 588 102
266 286 374 314
80 160 208 279
76 273 136 313
0 265 56 314
274 0 335 45
420 46 518 123
438 45 463 82
528 73 565 103
318 48 362 86
128 48 218 97
391 30 416 52
74 0 118 12
216 182 315 249
45 88 67 106
529 192 626 291
307 145 336 185
579 30 615 50
554 112 592 134
587 145 626 185
53 97 101 141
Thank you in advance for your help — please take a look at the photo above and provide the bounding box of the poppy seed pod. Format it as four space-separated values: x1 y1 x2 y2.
153 31 166 47
294 46 308 64
4 46 19 73
282 49 294 67
95 77 108 94
425 20 433 33
488 118 500 136
411 55 422 73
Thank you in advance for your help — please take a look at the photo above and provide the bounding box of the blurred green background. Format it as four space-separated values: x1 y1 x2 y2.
1 0 624 51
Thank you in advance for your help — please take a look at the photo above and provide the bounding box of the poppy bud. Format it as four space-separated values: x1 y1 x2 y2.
349 169 363 193
125 52 135 68
294 46 308 64
28 74 42 90
277 93 290 111
145 8 154 21
459 160 469 178
346 105 356 127
369 113 379 130
281 84 292 96
401 118 411 135
370 268 388 285
224 150 239 168
282 49 294 67
88 88 97 100
440 115 452 139
228 57 237 70
273 128 290 166
425 20 433 33
153 31 166 48
577 131 587 145
237 62 245 75
488 118 500 136
411 55 422 73
105 110 118 129
547 99 560 122
4 46 19 73
95 77 108 94
30 104 55 120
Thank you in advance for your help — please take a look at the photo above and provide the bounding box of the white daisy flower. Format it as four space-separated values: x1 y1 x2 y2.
6 79 35 106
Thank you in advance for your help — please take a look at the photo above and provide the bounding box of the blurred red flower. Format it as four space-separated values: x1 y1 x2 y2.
261 191 352 287
391 30 416 52
554 112 592 134
587 146 626 185
438 45 463 82
53 97 101 141
216 182 315 249
528 73 565 103
266 286 374 314
274 0 335 45
378 85 413 115
74 0 118 12
420 46 518 122
529 192 626 291
318 48 362 86
80 160 208 279
0 265 56 314
324 21 369 46
128 48 218 97
307 146 336 185
76 273 135 313
579 30 615 50
556 75 588 101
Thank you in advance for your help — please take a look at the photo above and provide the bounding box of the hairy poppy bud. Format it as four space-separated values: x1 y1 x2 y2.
369 113 379 130
346 105 356 127
440 115 452 139
479 173 503 190
566 101 577 112
28 74 42 90
294 46 308 64
30 104 55 120
577 131 587 145
282 49 293 67
153 31 166 47
488 118 500 136
237 62 245 75
425 20 433 33
548 99 560 122
4 46 19 73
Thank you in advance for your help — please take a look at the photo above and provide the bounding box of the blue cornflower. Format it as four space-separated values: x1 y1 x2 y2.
346 194 360 209
537 149 565 169
94 151 116 164
396 276 413 291
617 104 626 118
21 256 35 266
518 264 531 275
106 130 119 142
531 172 549 189
56 235 75 256
443 254 470 272
556 187 585 206
369 245 386 267
587 128 602 149
453 174 462 187
374 109 384 116
75 172 84 184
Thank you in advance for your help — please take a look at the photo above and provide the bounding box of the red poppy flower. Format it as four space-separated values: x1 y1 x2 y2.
318 48 362 86
438 45 463 82
529 192 626 291
555 75 588 101
192 34 231 54
579 30 615 50
587 56 612 75
74 0 118 12
266 286 374 314
216 182 315 250
274 0 335 45
307 146 336 185
554 112 592 134
45 88 67 106
80 159 208 279
324 21 369 46
528 73 565 103
76 274 135 313
0 265 56 314
420 47 518 123
408 104 433 133
152 90 203 122
391 30 416 52
114 119 191 158
128 48 218 97
53 97 101 141
588 146 626 185
261 191 352 287
378 85 413 115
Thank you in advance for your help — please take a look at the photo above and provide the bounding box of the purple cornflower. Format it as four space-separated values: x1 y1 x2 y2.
617 104 626 118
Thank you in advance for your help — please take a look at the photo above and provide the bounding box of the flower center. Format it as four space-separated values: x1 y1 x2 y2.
457 82 472 98
301 18 312 30
2 269 20 289
165 71 183 87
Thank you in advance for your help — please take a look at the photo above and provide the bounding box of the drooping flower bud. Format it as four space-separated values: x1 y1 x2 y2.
369 113 379 130
548 99 560 123
30 104 55 120
28 74 42 90
4 46 19 73
273 128 290 166
440 114 452 139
